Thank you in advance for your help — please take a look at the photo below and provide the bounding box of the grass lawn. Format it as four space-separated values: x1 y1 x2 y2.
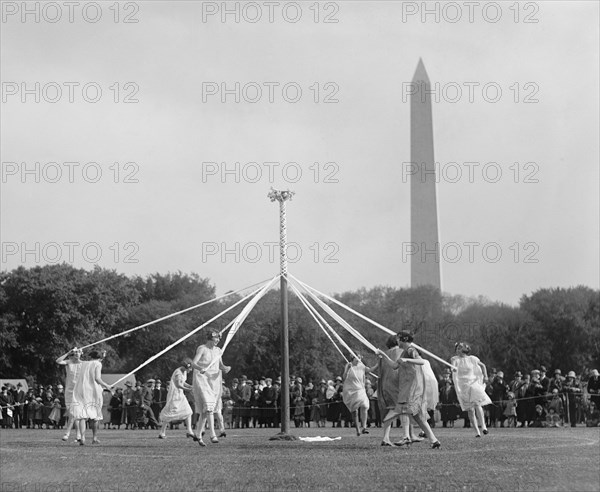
1 425 598 491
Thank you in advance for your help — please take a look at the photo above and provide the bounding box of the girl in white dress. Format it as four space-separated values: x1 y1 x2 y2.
342 353 374 436
192 330 231 446
451 342 492 437
71 350 112 445
158 359 195 440
56 347 83 442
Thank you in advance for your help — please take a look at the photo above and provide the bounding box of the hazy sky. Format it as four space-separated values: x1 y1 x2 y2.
2 1 598 306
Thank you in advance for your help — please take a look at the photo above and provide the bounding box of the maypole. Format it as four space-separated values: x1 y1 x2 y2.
268 188 296 440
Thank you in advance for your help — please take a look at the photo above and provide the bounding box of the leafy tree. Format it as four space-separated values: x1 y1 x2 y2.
0 264 139 383
520 286 600 373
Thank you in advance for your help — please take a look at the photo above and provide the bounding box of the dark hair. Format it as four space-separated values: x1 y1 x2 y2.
88 350 106 360
396 330 414 343
206 330 220 341
180 357 193 370
454 342 471 355
385 335 399 349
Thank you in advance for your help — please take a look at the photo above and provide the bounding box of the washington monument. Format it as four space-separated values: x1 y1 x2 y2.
410 59 441 290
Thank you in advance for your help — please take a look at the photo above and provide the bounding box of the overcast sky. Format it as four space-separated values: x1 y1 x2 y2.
2 1 598 306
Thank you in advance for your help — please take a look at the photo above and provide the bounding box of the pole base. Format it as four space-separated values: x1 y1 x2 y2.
269 432 297 441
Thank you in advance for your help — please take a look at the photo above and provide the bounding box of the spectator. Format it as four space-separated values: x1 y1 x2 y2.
140 379 160 430
539 366 551 397
531 404 547 427
33 397 44 428
263 378 277 428
13 383 26 429
503 392 517 428
121 381 137 429
250 380 261 428
238 376 252 429
304 381 314 427
221 380 234 430
546 408 562 427
109 388 123 429
438 368 459 428
587 369 600 409
293 395 305 428
26 390 36 428
49 398 62 428
563 371 582 427
585 401 599 427
230 378 241 429
547 389 564 419
526 370 545 425
312 379 328 428
549 369 564 394
516 374 530 427
0 386 15 428
491 371 509 428
152 379 167 422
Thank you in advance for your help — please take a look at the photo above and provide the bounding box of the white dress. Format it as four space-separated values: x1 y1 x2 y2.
342 362 369 412
64 361 82 417
451 355 492 411
160 368 193 422
193 345 223 414
71 360 104 420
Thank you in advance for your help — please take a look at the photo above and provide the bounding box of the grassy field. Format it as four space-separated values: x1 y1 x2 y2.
1 425 598 492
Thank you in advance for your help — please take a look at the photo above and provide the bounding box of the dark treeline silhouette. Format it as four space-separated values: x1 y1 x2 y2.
1 264 598 385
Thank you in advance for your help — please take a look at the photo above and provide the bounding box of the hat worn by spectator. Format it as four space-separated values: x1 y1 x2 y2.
497 371 504 378
135 381 142 386
320 379 327 385
514 371 522 377
125 381 132 387
16 383 22 387
232 378 239 384
591 369 600 377
241 375 248 381
443 368 451 374
567 371 576 378
540 365 547 372
155 379 162 384
554 369 562 375
531 369 540 375
296 377 303 383
275 377 282 383
335 376 342 382
57 384 63 389
146 379 155 384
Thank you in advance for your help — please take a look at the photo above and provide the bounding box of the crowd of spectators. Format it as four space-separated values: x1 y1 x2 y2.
438 366 600 428
2 366 599 431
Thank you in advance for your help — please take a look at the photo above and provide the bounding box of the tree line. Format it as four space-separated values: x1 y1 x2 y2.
1 264 598 385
